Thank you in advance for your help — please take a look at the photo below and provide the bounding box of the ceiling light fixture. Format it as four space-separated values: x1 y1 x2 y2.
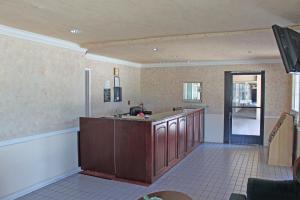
70 28 81 34
152 48 158 52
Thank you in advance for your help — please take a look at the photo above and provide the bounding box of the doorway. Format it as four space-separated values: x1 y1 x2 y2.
224 71 265 145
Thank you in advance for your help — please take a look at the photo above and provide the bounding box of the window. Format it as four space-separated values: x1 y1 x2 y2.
183 82 202 102
292 74 300 112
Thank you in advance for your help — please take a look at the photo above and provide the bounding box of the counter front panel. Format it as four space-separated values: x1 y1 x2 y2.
79 108 205 184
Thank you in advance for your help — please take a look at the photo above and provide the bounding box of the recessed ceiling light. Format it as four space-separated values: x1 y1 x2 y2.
153 48 158 52
70 28 81 34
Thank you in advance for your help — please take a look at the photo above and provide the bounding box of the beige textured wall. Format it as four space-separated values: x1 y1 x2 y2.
0 34 140 141
0 32 291 145
86 60 141 117
141 64 291 115
140 64 291 144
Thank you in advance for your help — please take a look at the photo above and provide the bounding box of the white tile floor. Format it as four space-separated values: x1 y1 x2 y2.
18 144 292 200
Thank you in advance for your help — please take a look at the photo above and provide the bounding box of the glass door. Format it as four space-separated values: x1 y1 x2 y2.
224 72 265 145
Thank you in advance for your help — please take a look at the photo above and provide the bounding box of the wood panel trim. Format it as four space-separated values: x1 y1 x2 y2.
167 119 178 166
153 122 167 177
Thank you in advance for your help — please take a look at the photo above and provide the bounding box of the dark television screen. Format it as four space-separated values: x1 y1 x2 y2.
272 25 300 73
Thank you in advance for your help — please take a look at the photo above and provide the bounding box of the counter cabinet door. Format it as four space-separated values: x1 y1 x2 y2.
193 111 200 144
167 119 178 166
186 113 194 152
154 122 167 176
178 116 186 158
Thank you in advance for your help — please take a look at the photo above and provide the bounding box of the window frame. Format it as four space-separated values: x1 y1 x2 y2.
292 74 300 112
183 82 203 103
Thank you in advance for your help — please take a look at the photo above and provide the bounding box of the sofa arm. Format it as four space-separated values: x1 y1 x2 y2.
247 178 300 200
229 193 246 200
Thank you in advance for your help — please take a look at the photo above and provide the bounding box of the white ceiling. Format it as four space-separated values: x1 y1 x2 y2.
84 29 284 63
0 0 299 63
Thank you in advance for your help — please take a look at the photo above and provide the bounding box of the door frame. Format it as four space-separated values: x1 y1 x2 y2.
224 71 265 145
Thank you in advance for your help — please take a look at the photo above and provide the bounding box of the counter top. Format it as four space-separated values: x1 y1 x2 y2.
103 105 206 122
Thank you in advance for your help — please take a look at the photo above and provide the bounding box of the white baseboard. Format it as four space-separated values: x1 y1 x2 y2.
1 167 81 200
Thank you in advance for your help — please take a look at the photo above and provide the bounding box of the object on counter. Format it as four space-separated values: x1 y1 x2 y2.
173 107 183 111
130 106 152 116
143 110 152 115
137 112 145 117
130 106 143 116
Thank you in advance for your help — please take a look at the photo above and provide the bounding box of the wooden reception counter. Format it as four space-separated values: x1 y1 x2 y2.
79 107 205 184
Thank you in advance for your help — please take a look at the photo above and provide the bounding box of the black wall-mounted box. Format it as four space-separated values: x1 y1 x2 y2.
114 87 122 102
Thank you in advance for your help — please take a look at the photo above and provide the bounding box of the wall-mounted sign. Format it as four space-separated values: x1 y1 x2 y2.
104 89 111 102
104 80 111 102
114 76 120 87
113 67 119 76
113 68 122 102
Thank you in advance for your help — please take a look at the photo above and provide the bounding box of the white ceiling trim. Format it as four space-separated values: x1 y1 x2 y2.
85 53 142 68
141 59 282 68
0 23 283 68
0 24 86 53
0 23 142 67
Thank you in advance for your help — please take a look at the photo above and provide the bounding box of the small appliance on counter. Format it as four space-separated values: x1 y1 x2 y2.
129 105 152 116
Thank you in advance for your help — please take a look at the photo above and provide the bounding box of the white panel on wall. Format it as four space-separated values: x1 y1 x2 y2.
205 114 224 143
0 131 79 199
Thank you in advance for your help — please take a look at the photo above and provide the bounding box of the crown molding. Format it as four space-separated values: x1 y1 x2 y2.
85 53 142 68
0 24 283 68
0 24 142 67
141 59 282 68
0 24 86 53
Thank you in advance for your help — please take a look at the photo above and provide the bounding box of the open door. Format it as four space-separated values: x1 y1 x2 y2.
224 71 265 145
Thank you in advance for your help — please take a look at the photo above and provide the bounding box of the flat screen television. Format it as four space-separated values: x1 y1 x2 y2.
272 25 300 73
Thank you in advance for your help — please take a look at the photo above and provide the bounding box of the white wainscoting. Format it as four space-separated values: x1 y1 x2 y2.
0 128 80 200
204 114 279 145
204 114 224 143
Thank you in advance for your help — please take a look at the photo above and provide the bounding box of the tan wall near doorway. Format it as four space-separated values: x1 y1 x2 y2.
140 64 291 145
